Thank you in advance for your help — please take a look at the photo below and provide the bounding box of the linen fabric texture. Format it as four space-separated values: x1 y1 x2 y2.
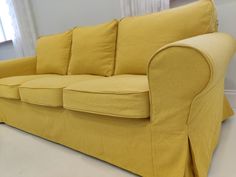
68 20 118 76
115 0 218 74
36 31 72 75
0 1 236 177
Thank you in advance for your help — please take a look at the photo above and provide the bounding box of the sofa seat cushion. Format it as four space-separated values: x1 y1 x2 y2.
19 75 102 107
0 75 54 99
63 75 150 118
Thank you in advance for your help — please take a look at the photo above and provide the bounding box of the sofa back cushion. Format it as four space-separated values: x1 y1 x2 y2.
68 20 118 76
115 0 217 74
36 31 72 75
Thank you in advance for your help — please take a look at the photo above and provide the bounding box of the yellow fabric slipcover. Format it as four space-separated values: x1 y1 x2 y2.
0 75 54 99
0 98 153 176
36 30 72 75
64 75 149 118
147 33 236 177
0 56 36 78
0 32 235 177
115 0 217 74
223 96 234 121
20 75 102 107
68 20 118 76
0 1 235 176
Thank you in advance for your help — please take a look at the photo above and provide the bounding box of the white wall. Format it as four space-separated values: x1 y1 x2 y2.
215 0 236 90
30 0 121 36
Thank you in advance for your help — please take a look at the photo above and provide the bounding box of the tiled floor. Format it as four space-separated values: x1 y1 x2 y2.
0 111 235 177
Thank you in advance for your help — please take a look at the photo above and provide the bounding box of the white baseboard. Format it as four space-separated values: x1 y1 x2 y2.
225 90 236 109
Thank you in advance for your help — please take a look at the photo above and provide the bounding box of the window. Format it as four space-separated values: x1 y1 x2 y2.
0 0 13 43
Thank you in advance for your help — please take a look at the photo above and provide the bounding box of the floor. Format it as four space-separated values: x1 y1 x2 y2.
0 111 235 177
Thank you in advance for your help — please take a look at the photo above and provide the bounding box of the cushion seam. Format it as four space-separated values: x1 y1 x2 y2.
0 84 20 87
21 99 62 107
20 86 65 90
64 105 149 119
64 89 149 95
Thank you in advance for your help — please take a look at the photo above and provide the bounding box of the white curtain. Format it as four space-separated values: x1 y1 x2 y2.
5 0 37 57
120 0 169 17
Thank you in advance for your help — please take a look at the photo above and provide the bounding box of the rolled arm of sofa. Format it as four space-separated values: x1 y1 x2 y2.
148 33 236 125
0 56 37 79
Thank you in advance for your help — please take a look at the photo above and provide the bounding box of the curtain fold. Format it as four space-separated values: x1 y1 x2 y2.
120 0 169 17
5 0 37 57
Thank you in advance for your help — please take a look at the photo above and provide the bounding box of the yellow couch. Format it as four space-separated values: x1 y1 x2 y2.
0 1 236 177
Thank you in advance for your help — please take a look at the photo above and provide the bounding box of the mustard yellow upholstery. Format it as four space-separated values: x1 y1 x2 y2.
20 75 102 107
64 75 149 118
0 75 54 99
36 30 72 75
0 98 154 176
115 0 217 74
223 95 234 120
68 20 118 76
0 1 235 177
147 32 236 177
0 57 36 78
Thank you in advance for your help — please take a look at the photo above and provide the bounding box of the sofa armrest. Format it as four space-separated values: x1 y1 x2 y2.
0 56 37 79
148 32 236 125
